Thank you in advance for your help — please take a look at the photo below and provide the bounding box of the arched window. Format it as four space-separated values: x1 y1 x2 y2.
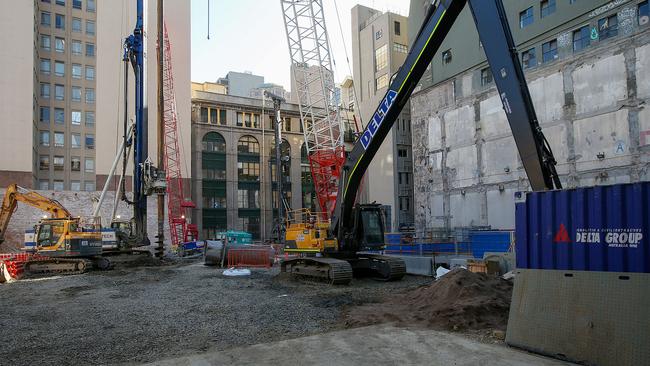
202 132 226 153
300 143 316 210
238 135 259 155
237 135 261 239
202 132 227 238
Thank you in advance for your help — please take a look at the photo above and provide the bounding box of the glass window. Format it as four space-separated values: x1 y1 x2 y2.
86 43 95 57
209 108 217 124
53 156 64 171
376 73 388 90
55 108 65 124
54 132 65 147
237 189 260 209
71 157 81 171
540 0 556 18
522 47 537 69
85 111 95 125
85 65 95 80
219 109 227 125
72 86 82 102
244 113 252 128
85 88 95 104
41 59 51 75
55 84 65 100
520 7 534 28
598 15 618 40
40 131 50 146
39 180 49 190
542 39 558 63
70 181 81 192
73 0 82 9
54 61 65 76
71 133 81 148
640 1 649 26
573 25 590 52
238 136 260 154
85 158 94 172
253 114 260 128
41 34 51 51
283 117 291 132
86 20 95 35
442 49 452 65
71 110 81 125
55 37 65 53
40 106 50 123
394 43 408 54
85 181 96 191
53 181 64 191
55 14 65 30
41 83 51 99
375 29 383 40
72 18 82 32
40 156 50 171
236 112 243 126
481 67 493 86
85 134 95 149
72 63 82 79
200 107 209 123
87 0 95 12
41 12 51 27
202 132 226 152
375 44 388 72
56 0 65 5
394 21 401 36
71 40 82 55
237 162 260 181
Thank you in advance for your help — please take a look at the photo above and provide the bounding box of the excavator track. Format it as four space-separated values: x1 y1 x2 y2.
353 254 406 281
281 257 353 285
24 258 92 276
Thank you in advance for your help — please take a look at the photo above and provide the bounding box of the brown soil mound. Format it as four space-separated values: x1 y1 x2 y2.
343 268 513 331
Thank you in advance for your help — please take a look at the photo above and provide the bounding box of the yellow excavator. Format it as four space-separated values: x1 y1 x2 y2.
0 184 108 276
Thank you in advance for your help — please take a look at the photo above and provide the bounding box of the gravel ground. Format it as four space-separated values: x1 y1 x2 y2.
0 259 430 365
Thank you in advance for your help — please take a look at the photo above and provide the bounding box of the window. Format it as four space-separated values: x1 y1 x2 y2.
202 132 226 153
54 132 65 147
641 1 649 26
542 39 558 62
253 114 260 128
85 88 95 104
200 107 209 123
219 109 227 125
376 73 389 90
40 156 50 171
85 134 95 149
55 14 65 30
72 17 82 32
85 158 94 172
55 84 65 100
85 65 95 80
53 156 64 171
70 181 81 192
72 63 82 79
53 181 64 191
283 117 291 132
573 25 590 52
41 83 51 99
520 7 534 28
71 133 81 148
39 181 49 190
442 49 452 65
540 0 556 18
375 44 388 72
71 157 81 171
397 149 408 158
87 0 95 12
237 162 260 181
55 37 65 53
238 136 260 154
41 34 51 51
85 111 95 125
237 189 260 209
71 110 81 125
86 43 95 57
56 0 65 5
394 21 401 36
71 40 82 55
209 109 217 124
236 112 243 126
73 0 82 9
598 15 618 40
41 59 51 75
522 47 537 69
481 67 493 86
84 181 95 191
72 86 82 102
244 113 252 128
40 106 50 123
54 61 65 76
55 108 65 124
40 131 50 146
394 43 408 53
375 29 383 40
86 20 95 35
41 12 51 27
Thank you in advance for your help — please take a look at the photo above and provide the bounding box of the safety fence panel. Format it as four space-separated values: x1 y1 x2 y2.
227 247 272 268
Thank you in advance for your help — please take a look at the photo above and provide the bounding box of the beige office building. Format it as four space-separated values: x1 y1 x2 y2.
0 0 191 191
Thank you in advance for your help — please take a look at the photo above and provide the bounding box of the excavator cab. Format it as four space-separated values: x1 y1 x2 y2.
352 204 386 252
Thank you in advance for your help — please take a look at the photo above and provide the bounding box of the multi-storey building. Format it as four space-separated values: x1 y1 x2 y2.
351 5 415 231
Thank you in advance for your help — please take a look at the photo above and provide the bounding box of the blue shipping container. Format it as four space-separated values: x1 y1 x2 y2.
515 182 650 273
470 231 512 258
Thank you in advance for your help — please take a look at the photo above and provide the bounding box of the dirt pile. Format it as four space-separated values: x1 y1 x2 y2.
343 268 513 331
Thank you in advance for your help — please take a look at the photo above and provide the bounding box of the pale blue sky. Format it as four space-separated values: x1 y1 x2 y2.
190 0 410 89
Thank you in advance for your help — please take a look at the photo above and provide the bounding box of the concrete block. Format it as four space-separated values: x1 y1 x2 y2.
528 72 564 125
387 255 433 276
428 115 442 150
482 136 520 184
573 110 631 172
479 94 509 139
636 43 650 99
444 105 475 147
572 53 627 115
486 189 516 230
447 145 478 188
450 192 482 228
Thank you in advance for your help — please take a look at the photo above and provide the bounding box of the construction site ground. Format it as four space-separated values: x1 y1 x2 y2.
0 259 573 365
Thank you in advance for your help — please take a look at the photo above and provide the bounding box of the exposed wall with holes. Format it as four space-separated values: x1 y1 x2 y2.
410 29 650 234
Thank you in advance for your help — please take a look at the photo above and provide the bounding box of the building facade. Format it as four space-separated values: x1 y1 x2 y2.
408 0 650 233
351 5 415 231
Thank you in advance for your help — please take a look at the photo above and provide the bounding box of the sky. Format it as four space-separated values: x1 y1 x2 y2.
190 0 410 89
